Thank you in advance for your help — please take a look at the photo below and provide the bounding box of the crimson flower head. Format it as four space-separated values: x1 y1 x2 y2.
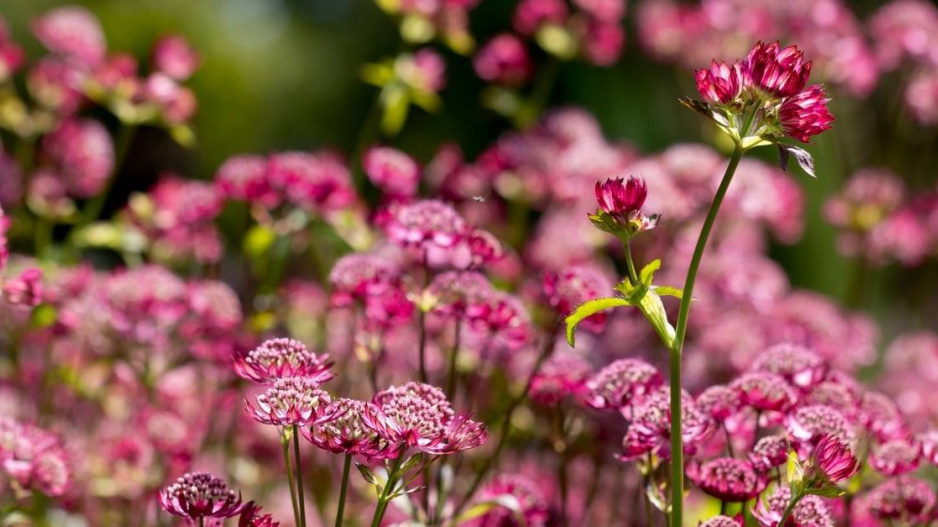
158 472 244 521
731 372 798 413
234 338 335 384
866 476 936 524
687 457 768 502
238 502 279 527
809 434 860 484
696 60 744 105
593 176 659 236
699 516 743 527
245 377 332 427
742 41 812 98
585 358 663 413
870 438 921 476
304 398 393 459
749 435 790 473
779 85 834 143
384 200 466 252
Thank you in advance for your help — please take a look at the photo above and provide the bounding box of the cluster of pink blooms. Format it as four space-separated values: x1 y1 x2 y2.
825 167 938 267
0 207 42 308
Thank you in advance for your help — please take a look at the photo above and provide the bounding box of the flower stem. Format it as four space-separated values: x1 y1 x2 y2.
283 435 302 527
418 249 430 383
370 454 406 527
778 492 805 526
335 453 352 527
293 425 308 527
669 145 745 527
622 237 640 284
445 319 462 401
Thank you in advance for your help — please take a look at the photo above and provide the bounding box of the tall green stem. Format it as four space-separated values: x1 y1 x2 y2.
622 237 640 284
777 492 804 527
445 319 462 400
335 453 353 527
669 145 744 527
283 435 301 527
370 454 406 527
293 425 308 527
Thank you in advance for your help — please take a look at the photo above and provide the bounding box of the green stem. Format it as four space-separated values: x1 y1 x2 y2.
283 435 302 527
293 425 308 527
451 319 561 517
669 145 745 527
622 237 640 284
445 319 462 400
335 453 352 527
417 250 430 383
370 454 406 527
777 492 804 527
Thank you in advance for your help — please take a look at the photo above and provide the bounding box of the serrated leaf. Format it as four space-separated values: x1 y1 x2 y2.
564 297 631 347
640 259 662 286
778 144 816 178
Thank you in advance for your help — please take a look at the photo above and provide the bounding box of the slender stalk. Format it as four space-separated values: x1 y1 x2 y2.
445 319 462 400
283 435 302 527
777 492 804 527
335 453 353 527
669 145 745 527
417 249 430 383
370 454 406 527
452 319 561 517
623 240 640 284
293 425 308 527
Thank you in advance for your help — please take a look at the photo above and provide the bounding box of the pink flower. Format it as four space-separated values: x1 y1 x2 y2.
865 476 935 524
268 151 356 212
581 21 625 66
32 6 106 66
245 377 332 427
400 49 446 93
0 417 72 497
870 438 921 476
304 398 393 459
428 271 494 317
27 58 83 114
810 434 860 483
513 0 568 35
754 487 834 527
687 457 768 502
731 372 798 413
786 405 854 451
697 385 743 422
2 268 43 307
585 358 663 412
699 516 743 527
695 61 744 105
474 34 531 86
919 430 938 465
214 154 280 208
778 85 834 143
619 386 713 461
467 474 549 527
529 352 592 406
233 338 335 384
384 200 466 252
543 265 612 323
152 35 200 81
742 41 812 98
158 472 245 521
329 253 400 307
238 502 280 527
43 118 115 198
595 176 648 218
749 435 789 473
142 73 197 124
363 146 420 197
750 343 827 389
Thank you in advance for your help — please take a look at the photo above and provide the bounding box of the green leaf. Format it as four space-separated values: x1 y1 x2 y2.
356 463 377 486
787 450 804 493
564 297 631 347
806 486 845 498
653 286 683 299
640 259 662 286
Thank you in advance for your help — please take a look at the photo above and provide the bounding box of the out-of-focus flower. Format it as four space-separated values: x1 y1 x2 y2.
214 154 279 208
529 351 592 406
619 386 713 461
754 487 835 527
869 438 921 476
267 151 356 212
699 516 742 527
42 118 115 198
0 417 72 497
543 265 612 325
750 343 826 389
824 168 906 260
687 457 768 502
466 474 550 527
749 435 789 473
697 385 743 422
152 35 200 81
786 405 855 451
730 372 797 413
363 146 421 198
2 268 43 307
384 199 466 253
158 472 245 521
585 358 663 412
363 49 447 135
863 476 935 524
234 338 335 384
474 34 532 86
245 377 332 427
32 6 106 66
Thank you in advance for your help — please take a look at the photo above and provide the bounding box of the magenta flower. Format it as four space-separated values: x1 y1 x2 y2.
870 438 921 476
543 265 613 324
428 270 494 318
754 487 834 527
238 502 280 527
214 154 279 208
329 253 399 307
786 405 855 452
687 457 768 502
158 472 245 521
749 435 790 473
865 476 935 524
363 146 420 197
513 0 568 36
696 60 744 105
731 372 798 413
699 516 743 527
245 377 332 427
778 85 834 143
809 434 860 483
267 151 356 212
152 35 200 81
233 338 335 384
304 398 392 459
467 474 549 527
384 200 466 252
593 176 659 234
0 417 72 497
32 6 106 66
585 358 663 412
919 430 938 466
619 387 713 461
751 343 827 389
529 352 592 406
2 268 43 307
474 33 531 87
365 382 487 456
42 119 115 198
742 41 812 98
697 385 743 422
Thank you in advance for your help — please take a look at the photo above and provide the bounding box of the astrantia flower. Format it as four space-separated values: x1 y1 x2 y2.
304 398 392 459
543 265 612 322
245 377 332 427
2 268 43 307
619 386 713 461
858 391 908 441
233 338 335 384
467 474 549 527
808 434 860 483
697 385 743 422
0 417 72 497
32 6 106 66
592 176 659 236
529 352 592 406
919 430 938 466
687 457 768 502
427 271 493 318
786 405 854 451
158 472 244 521
384 200 466 252
778 85 834 143
699 516 742 527
742 41 812 98
731 372 798 413
214 154 279 208
238 502 280 527
474 33 531 87
366 382 486 456
696 61 744 105
363 146 420 197
584 358 663 412
152 35 200 81
750 343 826 389
329 253 399 307
865 476 935 523
749 435 790 473
754 487 834 527
870 438 921 476
43 118 115 198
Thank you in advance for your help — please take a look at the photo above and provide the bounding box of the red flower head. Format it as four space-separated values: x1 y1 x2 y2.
870 438 921 476
474 33 532 87
866 476 935 524
687 457 768 502
696 60 744 105
304 398 393 459
742 41 812 98
585 358 663 413
238 502 280 527
245 377 332 427
363 146 420 198
731 372 798 413
809 434 860 483
749 435 790 474
234 338 335 384
158 472 245 521
779 85 834 143
751 343 827 390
